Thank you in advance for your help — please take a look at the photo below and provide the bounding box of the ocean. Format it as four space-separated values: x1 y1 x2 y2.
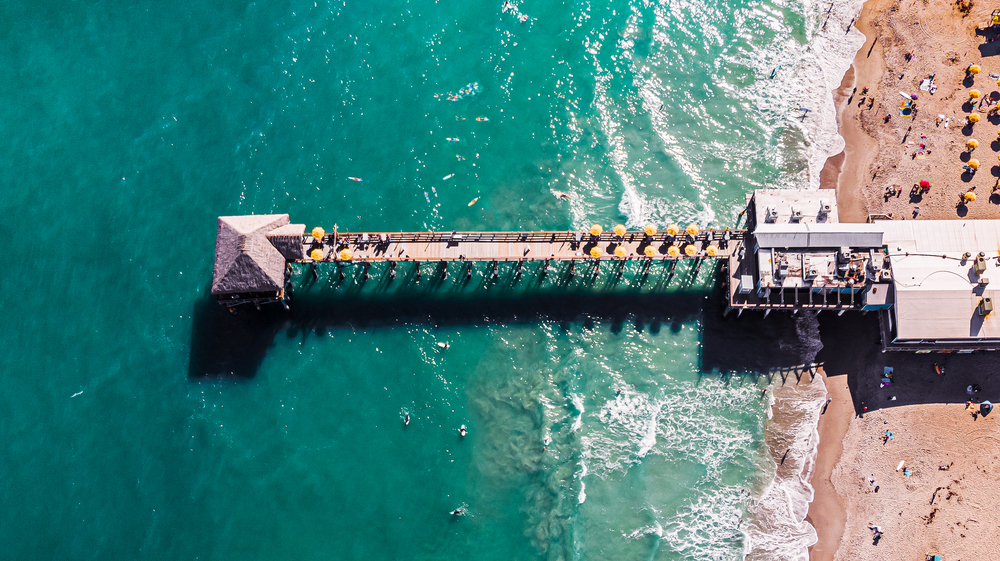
0 0 863 558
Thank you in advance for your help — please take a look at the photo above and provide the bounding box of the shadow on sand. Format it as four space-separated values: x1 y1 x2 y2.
816 312 1000 415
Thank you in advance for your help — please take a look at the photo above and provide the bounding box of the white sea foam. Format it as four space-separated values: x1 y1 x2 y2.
785 0 868 189
744 313 828 560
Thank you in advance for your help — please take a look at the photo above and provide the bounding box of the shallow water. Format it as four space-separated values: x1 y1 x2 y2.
0 0 857 558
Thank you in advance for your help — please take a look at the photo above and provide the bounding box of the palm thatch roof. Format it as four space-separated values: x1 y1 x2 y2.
212 214 290 295
266 223 306 260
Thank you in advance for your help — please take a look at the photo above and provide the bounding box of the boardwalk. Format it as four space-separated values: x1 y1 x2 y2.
296 229 746 263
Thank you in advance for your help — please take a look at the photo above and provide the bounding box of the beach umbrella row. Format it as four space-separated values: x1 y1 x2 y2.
587 244 715 258
590 223 701 237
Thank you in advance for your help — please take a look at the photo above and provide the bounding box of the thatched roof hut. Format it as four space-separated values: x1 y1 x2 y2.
212 214 292 296
266 223 307 260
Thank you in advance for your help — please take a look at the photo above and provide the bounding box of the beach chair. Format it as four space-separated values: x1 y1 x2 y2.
926 555 942 561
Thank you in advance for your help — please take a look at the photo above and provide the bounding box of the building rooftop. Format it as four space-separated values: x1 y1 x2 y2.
752 189 838 227
754 223 884 250
212 214 291 295
881 220 1000 342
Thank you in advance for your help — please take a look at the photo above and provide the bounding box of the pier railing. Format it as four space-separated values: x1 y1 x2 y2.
294 229 748 263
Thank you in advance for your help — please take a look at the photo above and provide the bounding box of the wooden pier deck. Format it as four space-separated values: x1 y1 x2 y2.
295 229 746 263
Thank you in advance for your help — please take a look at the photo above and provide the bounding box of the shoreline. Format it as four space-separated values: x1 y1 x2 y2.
806 0 896 554
818 0 885 224
808 0 1000 540
808 1 887 555
803 367 852 561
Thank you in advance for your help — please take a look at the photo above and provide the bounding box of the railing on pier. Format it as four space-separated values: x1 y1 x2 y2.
293 229 748 263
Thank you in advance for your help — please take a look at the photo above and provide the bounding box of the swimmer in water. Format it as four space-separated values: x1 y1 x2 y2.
459 425 468 437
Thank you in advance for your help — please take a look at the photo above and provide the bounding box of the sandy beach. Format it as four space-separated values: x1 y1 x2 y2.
823 0 1000 221
808 313 1000 560
811 2 1000 557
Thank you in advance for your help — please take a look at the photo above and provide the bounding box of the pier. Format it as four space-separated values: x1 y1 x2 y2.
210 188 1000 353
298 228 741 263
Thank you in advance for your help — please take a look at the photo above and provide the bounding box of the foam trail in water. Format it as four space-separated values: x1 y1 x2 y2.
787 0 867 189
744 313 827 560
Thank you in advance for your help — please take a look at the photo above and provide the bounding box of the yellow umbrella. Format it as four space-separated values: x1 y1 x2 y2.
339 248 353 260
311 226 325 239
706 245 718 257
310 248 324 260
969 158 981 170
667 246 681 258
613 224 627 237
965 191 977 202
967 139 980 149
969 113 981 124
590 224 603 237
970 89 982 99
686 224 700 236
614 246 626 257
644 245 656 257
643 224 656 236
666 223 680 236
969 64 982 75
590 246 604 258
684 244 698 256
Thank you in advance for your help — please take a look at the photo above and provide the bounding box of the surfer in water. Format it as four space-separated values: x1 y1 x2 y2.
404 412 410 426
459 425 468 437
450 507 466 516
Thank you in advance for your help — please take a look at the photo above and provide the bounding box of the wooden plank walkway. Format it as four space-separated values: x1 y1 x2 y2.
293 229 746 263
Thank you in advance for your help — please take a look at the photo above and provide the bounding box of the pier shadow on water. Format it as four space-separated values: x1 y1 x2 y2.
188 270 828 380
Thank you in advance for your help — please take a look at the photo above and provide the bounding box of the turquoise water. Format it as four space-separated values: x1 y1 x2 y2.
0 0 851 558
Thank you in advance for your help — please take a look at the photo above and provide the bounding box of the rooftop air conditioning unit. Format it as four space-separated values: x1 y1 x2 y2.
789 206 802 222
765 206 778 222
738 275 754 295
879 269 892 282
974 254 988 276
777 262 789 278
805 267 819 280
979 297 994 316
819 199 831 215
